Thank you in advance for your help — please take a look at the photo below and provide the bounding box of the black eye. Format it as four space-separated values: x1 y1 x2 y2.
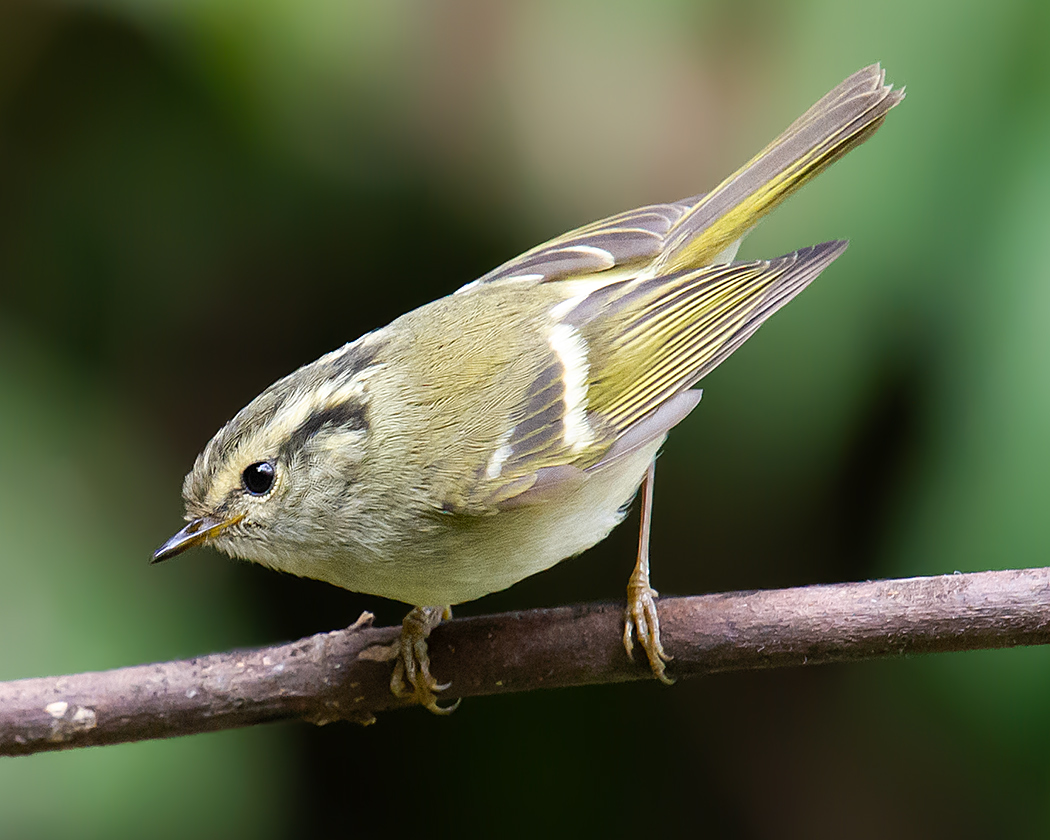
242 461 275 496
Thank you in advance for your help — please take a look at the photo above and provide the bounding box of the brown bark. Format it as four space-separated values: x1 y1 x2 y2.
3 567 1049 757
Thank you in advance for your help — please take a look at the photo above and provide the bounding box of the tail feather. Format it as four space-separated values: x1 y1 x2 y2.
656 64 903 274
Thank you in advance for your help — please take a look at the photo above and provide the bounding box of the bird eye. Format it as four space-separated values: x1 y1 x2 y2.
242 461 275 496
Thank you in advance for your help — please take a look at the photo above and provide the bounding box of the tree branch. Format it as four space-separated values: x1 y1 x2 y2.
3 566 1050 756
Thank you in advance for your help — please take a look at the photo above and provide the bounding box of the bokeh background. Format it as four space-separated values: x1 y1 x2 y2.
2 0 1050 837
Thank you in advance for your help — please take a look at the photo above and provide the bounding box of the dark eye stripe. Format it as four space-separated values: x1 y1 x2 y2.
278 400 368 461
205 336 383 473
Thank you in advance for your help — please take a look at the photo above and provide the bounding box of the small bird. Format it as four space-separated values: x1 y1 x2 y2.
155 64 902 712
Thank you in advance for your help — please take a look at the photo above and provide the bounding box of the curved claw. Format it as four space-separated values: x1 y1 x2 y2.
624 581 675 685
390 605 460 713
622 459 674 685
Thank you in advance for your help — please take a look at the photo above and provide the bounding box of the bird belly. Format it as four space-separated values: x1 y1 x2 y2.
342 438 665 606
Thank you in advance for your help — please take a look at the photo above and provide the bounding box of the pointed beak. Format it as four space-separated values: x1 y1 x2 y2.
152 514 244 564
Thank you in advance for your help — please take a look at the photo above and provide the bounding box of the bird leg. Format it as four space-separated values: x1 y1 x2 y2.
389 604 460 714
623 460 674 684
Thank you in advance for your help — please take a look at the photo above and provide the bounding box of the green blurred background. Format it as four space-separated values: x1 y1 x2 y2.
2 0 1050 836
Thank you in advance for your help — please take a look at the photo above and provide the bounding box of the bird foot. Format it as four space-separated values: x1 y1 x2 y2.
623 576 674 685
389 605 460 714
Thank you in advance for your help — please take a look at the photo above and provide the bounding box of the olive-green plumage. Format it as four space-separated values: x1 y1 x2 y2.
155 64 902 703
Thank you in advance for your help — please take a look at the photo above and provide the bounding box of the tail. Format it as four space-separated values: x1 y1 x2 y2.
656 63 903 274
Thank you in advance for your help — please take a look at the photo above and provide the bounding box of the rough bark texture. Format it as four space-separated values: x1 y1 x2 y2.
3 567 1050 756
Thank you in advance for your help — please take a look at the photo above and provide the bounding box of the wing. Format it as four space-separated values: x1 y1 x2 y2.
441 64 901 512
446 241 847 514
459 196 705 288
576 241 848 434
